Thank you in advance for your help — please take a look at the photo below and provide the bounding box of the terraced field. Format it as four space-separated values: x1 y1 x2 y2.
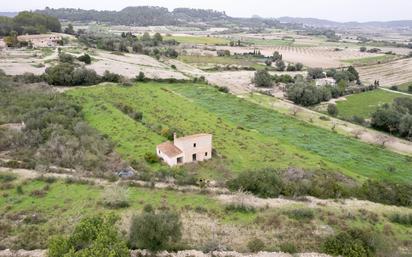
358 57 412 86
67 83 412 183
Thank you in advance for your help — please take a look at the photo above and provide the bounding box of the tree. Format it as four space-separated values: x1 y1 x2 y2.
295 62 304 71
399 114 412 138
78 53 91 64
48 215 129 257
153 32 163 42
136 71 145 82
360 46 367 52
275 60 286 71
376 134 394 147
129 206 182 251
307 68 325 79
327 104 339 116
272 51 282 61
3 30 18 47
253 70 272 87
64 23 75 35
142 32 151 41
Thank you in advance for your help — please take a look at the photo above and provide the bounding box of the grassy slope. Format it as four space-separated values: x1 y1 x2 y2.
68 85 338 179
336 89 412 119
67 83 412 183
168 84 412 183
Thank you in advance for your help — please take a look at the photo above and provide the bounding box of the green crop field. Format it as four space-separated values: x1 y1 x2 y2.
67 83 412 183
336 89 412 119
243 38 294 46
164 35 230 45
343 54 398 66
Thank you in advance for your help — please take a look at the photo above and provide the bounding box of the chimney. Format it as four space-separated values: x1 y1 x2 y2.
173 132 177 142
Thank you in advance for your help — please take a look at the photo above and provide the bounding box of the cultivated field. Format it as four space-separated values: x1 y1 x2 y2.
335 89 412 119
358 57 412 87
215 45 382 68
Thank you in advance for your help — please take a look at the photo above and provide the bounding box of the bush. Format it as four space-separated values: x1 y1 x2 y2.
144 152 159 164
390 85 399 91
247 238 265 252
48 214 129 257
323 229 376 257
217 86 229 93
279 242 297 253
129 206 182 251
352 115 366 125
58 52 74 63
253 70 273 87
327 104 338 116
389 213 412 226
102 70 121 83
78 53 92 64
136 71 145 82
285 208 315 221
227 168 283 198
307 68 325 79
101 185 129 209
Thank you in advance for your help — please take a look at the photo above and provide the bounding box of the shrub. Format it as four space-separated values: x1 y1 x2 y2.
101 185 129 209
327 104 339 116
144 152 159 164
285 208 315 221
279 242 297 253
253 70 273 87
227 168 283 198
77 53 92 64
58 52 75 63
225 202 256 213
0 173 17 183
16 185 24 194
247 238 265 252
323 229 376 257
136 71 145 82
48 214 129 257
129 206 182 251
352 115 366 125
390 85 399 91
217 86 229 93
389 213 412 226
102 70 121 83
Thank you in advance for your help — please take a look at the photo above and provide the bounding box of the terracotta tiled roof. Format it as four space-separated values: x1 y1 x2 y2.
157 141 182 157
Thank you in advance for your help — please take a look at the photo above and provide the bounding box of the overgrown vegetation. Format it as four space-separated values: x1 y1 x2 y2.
0 11 61 37
0 73 120 175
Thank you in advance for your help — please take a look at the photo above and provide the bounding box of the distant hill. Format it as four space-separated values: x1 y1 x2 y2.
0 12 18 17
35 6 279 28
278 16 412 29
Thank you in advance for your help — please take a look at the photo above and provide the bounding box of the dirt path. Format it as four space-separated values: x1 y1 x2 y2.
245 93 412 156
0 249 331 257
381 87 412 96
2 166 410 215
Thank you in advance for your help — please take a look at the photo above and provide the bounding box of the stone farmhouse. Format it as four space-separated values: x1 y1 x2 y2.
17 34 62 48
156 133 212 167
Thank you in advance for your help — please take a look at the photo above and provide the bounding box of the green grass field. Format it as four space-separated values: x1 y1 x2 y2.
336 89 412 119
343 54 398 66
67 83 412 184
243 38 294 46
164 35 230 45
397 82 412 93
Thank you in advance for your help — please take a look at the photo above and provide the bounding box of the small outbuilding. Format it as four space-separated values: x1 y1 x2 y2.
156 133 212 167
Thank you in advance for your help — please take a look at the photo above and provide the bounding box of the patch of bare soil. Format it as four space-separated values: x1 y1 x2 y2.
89 51 188 80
